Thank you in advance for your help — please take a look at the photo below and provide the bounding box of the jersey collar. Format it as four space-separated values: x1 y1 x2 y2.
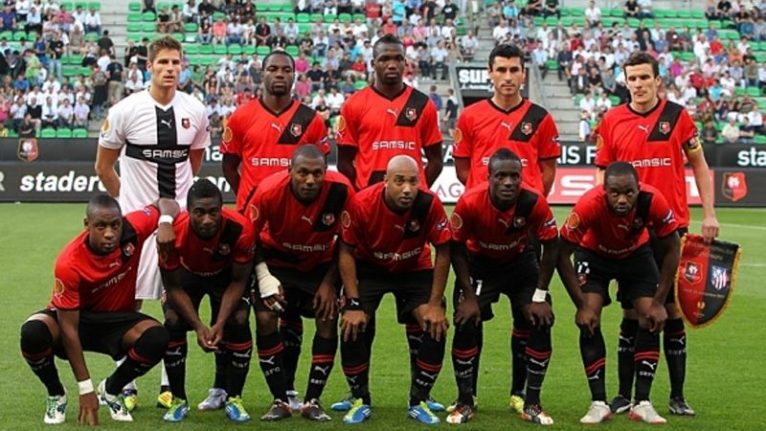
627 98 662 117
487 97 526 115
371 83 409 101
258 98 295 117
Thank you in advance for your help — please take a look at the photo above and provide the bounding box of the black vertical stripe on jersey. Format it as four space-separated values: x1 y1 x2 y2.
213 220 244 262
647 101 684 142
403 192 434 239
314 182 349 232
395 89 430 127
156 107 178 198
278 104 317 144
505 189 539 234
509 103 548 142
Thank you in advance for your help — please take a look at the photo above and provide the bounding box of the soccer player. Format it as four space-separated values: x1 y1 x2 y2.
338 155 451 425
248 144 354 422
593 51 719 416
19 195 178 425
447 148 558 425
158 179 255 423
95 35 211 409
334 33 445 413
451 43 561 413
557 162 681 424
221 50 329 410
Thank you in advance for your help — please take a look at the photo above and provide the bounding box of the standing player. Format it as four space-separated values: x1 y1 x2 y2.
248 145 354 422
451 43 561 413
94 35 211 410
221 50 329 410
334 34 445 413
19 195 177 425
557 162 680 424
593 51 719 416
447 149 558 425
158 180 255 423
338 155 451 425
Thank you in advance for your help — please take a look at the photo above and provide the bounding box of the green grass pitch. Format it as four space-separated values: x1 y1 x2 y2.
0 204 764 430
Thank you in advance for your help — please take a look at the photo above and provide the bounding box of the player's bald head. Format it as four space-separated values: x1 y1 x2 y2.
291 144 326 166
386 155 419 177
86 194 121 219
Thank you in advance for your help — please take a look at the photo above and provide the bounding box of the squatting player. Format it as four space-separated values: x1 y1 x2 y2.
451 43 561 412
20 195 178 425
447 149 558 425
95 35 211 409
334 33 445 413
594 51 719 416
248 145 355 422
338 155 451 425
158 180 255 423
557 162 680 425
221 49 329 411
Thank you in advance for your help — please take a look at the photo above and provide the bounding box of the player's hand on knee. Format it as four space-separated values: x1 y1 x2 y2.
422 303 449 342
195 326 217 352
575 308 599 336
454 296 481 327
207 323 224 349
527 302 554 328
645 301 668 333
313 281 338 322
78 392 99 426
341 310 367 342
263 289 287 313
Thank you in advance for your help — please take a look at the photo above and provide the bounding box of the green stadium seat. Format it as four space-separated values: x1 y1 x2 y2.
546 59 558 70
199 44 213 54
677 10 691 18
545 16 558 25
142 11 156 21
13 31 27 41
323 14 337 23
609 95 620 105
0 30 11 40
296 13 310 23
664 10 678 18
88 2 100 11
654 10 667 18
285 45 299 56
754 134 766 144
7 129 18 138
267 3 281 12
240 45 253 55
533 16 543 26
691 10 704 19
213 44 226 55
127 12 141 22
255 2 268 11
62 65 79 77
127 23 141 32
60 1 73 10
680 52 695 62
141 22 156 32
281 3 293 12
609 8 623 17
747 87 761 97
127 33 142 42
74 1 87 9
185 44 199 54
353 13 366 22
256 46 271 55
183 23 198 33
81 66 92 76
354 80 367 90
212 11 226 21
172 32 184 41
310 13 323 22
41 128 57 138
129 2 141 11
228 45 242 55
72 128 88 138
56 128 73 138
560 17 573 26
627 18 640 27
339 13 352 23
156 1 170 10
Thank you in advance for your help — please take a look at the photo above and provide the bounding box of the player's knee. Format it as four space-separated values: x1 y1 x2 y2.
20 319 53 352
255 310 278 335
315 318 337 339
135 326 170 360
227 308 250 328
163 313 186 334
665 303 681 318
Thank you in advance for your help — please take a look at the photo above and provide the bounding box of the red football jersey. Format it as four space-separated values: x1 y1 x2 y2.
49 207 160 312
341 182 451 273
451 185 558 263
560 184 679 259
220 99 330 211
594 99 701 228
250 170 354 272
335 86 443 189
453 99 560 193
160 207 255 277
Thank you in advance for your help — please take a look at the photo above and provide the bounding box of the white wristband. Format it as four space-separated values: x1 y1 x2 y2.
532 289 549 303
78 379 94 395
158 215 174 226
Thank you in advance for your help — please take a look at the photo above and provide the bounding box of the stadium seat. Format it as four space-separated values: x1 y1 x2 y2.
72 128 88 138
735 87 746 96
323 14 336 23
339 13 352 23
285 45 299 56
41 128 57 138
281 3 293 12
156 1 170 10
354 80 367 90
63 65 79 78
172 32 184 41
255 2 268 11
127 12 141 22
748 87 762 97
243 45 255 55
142 11 156 21
212 11 226 21
677 10 691 18
199 44 213 54
185 44 199 54
546 59 558 70
88 2 100 11
13 31 27 41
755 135 766 144
296 13 310 23
56 129 73 138
127 23 141 33
141 22 156 32
353 13 366 22
81 67 92 76
228 45 242 55
267 3 281 12
129 2 141 11
7 129 18 138
184 23 198 32
213 44 226 55
256 46 271 55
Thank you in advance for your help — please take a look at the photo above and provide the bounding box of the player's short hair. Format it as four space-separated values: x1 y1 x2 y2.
262 49 296 71
488 43 525 70
148 36 183 62
86 194 121 218
488 148 522 174
604 161 639 184
292 144 326 165
187 178 223 207
373 34 405 58
623 51 659 78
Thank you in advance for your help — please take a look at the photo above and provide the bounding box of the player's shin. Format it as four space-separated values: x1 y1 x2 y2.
451 323 479 405
256 331 289 401
108 326 169 395
20 319 65 396
511 320 530 396
617 318 639 399
524 324 552 406
279 313 304 392
410 331 446 406
634 327 661 402
664 318 686 399
225 323 253 398
340 333 371 404
580 327 607 402
304 334 338 401
406 322 424 379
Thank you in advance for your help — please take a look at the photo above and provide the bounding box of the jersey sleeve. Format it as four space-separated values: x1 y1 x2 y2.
593 118 614 169
159 217 185 271
305 114 331 154
97 103 127 150
452 111 473 158
220 109 243 155
648 190 680 238
537 113 561 159
677 108 702 156
248 186 269 235
336 184 356 235
560 196 594 245
335 97 358 147
340 196 363 247
191 105 212 150
233 221 256 264
425 195 451 246
420 100 443 147
50 258 81 310
124 206 161 241
530 196 558 241
450 195 472 243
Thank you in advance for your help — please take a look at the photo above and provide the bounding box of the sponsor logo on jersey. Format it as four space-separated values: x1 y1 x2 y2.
630 157 672 168
182 118 191 129
335 115 346 132
371 140 416 150
513 216 526 229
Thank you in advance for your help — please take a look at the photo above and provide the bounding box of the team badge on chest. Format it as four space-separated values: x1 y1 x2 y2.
405 108 417 121
322 213 335 226
182 118 191 129
290 123 303 137
659 121 670 135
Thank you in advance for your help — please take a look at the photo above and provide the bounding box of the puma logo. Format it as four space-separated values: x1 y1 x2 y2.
160 119 173 128
498 218 510 227
528 357 550 367
301 215 313 225
259 356 276 366
393 224 405 232
166 347 183 357
641 360 657 371
455 358 474 366
419 371 438 381
637 125 649 133
617 224 630 232
203 247 215 254
314 365 331 376
386 108 397 117
108 260 120 268
500 121 512 132
271 123 283 133
669 336 685 344
587 370 601 381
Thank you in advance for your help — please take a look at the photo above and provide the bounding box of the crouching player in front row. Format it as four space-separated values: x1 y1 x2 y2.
158 179 256 423
557 162 680 425
20 195 179 425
